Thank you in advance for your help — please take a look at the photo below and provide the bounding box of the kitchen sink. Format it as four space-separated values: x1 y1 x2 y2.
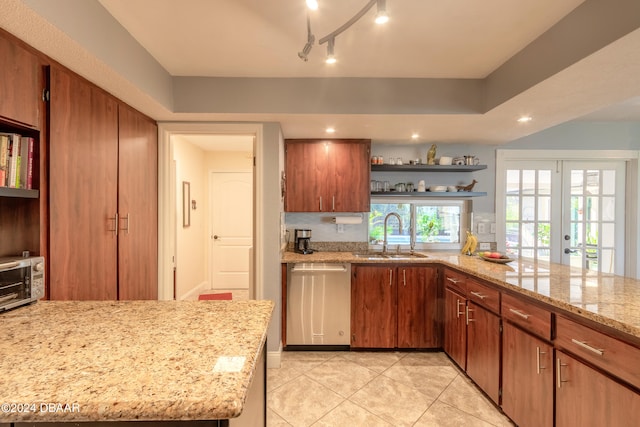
352 252 429 260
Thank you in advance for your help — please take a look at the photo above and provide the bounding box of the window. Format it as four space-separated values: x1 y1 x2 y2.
369 198 469 250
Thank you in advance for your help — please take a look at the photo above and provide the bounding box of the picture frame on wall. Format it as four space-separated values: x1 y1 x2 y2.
183 181 190 227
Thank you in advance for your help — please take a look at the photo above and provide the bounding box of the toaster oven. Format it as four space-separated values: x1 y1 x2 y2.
0 256 45 312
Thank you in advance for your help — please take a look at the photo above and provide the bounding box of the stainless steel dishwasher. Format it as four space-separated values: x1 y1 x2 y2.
286 263 351 346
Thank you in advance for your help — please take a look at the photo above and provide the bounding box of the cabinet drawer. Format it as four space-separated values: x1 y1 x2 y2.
556 315 640 389
443 268 466 294
502 293 551 341
466 278 500 313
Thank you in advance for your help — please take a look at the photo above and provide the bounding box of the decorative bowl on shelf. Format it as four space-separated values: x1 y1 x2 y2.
429 185 447 192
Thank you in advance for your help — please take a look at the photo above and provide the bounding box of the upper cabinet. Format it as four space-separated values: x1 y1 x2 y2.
285 139 370 212
0 31 43 129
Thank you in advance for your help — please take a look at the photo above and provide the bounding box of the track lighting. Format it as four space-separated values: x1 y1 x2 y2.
325 38 336 64
297 13 315 62
375 0 389 24
298 0 389 62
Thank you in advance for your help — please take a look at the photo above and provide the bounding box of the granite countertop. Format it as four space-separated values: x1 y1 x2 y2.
282 250 640 342
0 300 274 423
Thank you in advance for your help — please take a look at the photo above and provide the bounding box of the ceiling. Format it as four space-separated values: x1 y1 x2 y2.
3 0 640 145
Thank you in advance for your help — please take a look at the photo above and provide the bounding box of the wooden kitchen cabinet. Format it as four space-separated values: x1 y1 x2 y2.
501 293 553 427
502 322 553 427
351 264 396 348
442 269 501 404
285 139 370 212
444 285 467 369
555 350 640 427
49 65 157 300
397 266 440 348
0 30 42 128
351 264 439 349
116 103 158 300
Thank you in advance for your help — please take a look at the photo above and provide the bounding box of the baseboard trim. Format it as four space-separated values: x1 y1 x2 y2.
267 342 282 368
180 281 209 300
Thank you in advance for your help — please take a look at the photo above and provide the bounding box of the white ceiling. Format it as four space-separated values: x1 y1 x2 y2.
3 0 640 145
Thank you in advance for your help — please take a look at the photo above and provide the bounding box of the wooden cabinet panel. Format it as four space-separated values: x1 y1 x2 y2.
502 322 553 427
330 140 370 212
502 292 551 340
556 314 640 389
284 141 328 212
117 104 158 300
466 278 500 314
444 286 467 369
443 268 466 294
397 266 440 348
466 301 501 403
49 66 119 300
351 265 396 348
0 32 42 128
285 139 370 212
556 350 640 427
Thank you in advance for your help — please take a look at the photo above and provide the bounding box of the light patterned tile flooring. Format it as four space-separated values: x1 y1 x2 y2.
267 351 514 427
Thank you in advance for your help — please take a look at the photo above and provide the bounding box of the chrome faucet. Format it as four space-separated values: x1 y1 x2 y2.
383 212 403 253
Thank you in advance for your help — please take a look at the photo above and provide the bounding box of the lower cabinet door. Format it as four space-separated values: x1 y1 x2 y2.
466 302 500 403
397 266 439 349
556 350 640 427
502 323 553 427
443 286 467 369
351 265 396 348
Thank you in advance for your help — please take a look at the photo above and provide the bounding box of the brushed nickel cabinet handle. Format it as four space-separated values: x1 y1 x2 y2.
571 339 604 356
120 213 130 234
456 299 464 318
470 291 486 300
403 269 406 287
332 195 335 211
389 269 393 287
536 346 547 374
446 277 460 284
509 308 530 320
319 196 323 211
556 358 568 388
108 213 119 236
466 306 475 325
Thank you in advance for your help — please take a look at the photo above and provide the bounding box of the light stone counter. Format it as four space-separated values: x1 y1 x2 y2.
282 250 640 342
0 300 273 423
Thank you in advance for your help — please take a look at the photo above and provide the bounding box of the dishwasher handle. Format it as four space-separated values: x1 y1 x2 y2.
291 265 348 273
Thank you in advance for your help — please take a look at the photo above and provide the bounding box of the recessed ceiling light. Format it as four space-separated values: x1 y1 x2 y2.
411 133 420 140
306 0 318 11
517 116 533 123
326 127 335 133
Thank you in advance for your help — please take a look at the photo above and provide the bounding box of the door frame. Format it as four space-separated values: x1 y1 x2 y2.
496 149 639 278
157 123 264 300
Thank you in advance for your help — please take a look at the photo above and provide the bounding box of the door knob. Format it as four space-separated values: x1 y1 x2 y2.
564 248 577 254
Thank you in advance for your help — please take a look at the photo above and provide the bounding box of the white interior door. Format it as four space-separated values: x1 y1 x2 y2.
210 172 253 289
500 159 626 275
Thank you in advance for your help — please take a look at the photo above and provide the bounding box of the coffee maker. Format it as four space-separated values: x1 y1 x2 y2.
294 229 313 254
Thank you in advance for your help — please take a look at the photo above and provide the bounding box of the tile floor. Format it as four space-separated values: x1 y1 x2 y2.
267 351 514 427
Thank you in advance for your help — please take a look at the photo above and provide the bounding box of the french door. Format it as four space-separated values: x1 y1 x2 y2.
499 157 626 275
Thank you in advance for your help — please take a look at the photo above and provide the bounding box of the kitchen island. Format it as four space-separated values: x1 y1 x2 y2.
0 300 273 426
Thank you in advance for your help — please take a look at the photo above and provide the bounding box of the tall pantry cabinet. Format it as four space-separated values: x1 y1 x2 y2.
49 65 157 300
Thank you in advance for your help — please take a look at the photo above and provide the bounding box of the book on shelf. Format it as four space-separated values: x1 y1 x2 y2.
0 133 8 187
0 132 35 190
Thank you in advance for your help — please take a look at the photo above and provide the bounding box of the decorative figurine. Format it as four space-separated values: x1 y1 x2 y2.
457 179 478 192
427 144 437 165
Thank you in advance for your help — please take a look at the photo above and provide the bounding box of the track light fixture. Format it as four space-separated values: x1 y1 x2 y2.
325 38 336 64
298 0 389 62
375 0 389 24
297 13 315 62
